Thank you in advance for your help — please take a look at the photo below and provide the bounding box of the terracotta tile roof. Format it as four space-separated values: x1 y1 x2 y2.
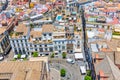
30 30 42 38
95 55 120 80
99 70 104 77
42 24 55 33
118 4 120 9
16 23 29 35
0 61 46 80
98 28 104 32
0 27 6 34
100 48 112 52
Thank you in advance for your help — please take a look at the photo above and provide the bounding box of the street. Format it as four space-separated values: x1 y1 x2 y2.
49 59 82 80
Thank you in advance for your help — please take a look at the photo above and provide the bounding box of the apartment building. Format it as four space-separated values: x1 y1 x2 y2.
53 27 67 54
9 23 30 55
28 24 54 56
65 25 75 54
0 27 10 55
10 23 81 56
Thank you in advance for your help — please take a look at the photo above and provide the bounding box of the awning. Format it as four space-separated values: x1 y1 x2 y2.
21 54 26 58
74 53 84 59
14 55 18 58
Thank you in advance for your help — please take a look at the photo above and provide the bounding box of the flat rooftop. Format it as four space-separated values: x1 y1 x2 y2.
0 61 46 80
10 23 29 38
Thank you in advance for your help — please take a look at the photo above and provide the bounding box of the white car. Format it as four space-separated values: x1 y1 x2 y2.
66 58 75 64
0 56 4 61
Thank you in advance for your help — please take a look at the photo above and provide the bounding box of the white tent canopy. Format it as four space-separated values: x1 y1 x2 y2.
74 48 81 53
14 55 18 58
74 53 84 60
21 54 26 58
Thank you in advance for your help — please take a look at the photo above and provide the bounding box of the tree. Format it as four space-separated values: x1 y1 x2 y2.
62 52 66 59
50 53 54 58
84 76 92 80
23 58 27 61
30 23 34 28
60 69 66 77
17 54 21 59
87 70 91 76
32 52 38 57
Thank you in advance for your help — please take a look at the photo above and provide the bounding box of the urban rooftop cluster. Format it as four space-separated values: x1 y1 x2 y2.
0 0 120 80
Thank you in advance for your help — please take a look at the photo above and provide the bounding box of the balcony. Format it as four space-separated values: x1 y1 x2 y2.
32 40 53 44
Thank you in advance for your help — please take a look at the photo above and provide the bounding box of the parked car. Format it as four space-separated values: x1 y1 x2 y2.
66 58 75 64
0 56 4 61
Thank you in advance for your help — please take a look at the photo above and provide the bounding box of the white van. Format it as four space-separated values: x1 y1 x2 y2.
80 66 86 75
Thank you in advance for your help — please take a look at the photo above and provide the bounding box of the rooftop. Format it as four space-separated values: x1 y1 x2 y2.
10 23 29 38
0 61 47 80
0 27 6 35
30 30 42 38
95 55 120 80
42 24 55 33
115 52 120 65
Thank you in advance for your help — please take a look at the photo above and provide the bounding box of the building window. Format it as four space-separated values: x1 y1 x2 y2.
26 43 27 46
23 49 25 54
45 45 47 47
44 34 46 36
39 38 41 40
30 44 32 47
26 48 29 51
59 45 60 48
55 46 57 50
49 47 53 52
45 48 47 51
25 39 27 42
34 45 37 47
18 44 19 48
39 45 41 47
16 40 18 43
40 48 43 52
49 33 51 36
67 50 69 53
35 49 37 51
62 46 65 50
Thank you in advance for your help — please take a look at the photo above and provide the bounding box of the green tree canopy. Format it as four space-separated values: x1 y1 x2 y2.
60 69 66 77
32 52 38 57
87 70 91 76
62 52 66 59
84 75 92 80
17 54 21 59
50 53 54 58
